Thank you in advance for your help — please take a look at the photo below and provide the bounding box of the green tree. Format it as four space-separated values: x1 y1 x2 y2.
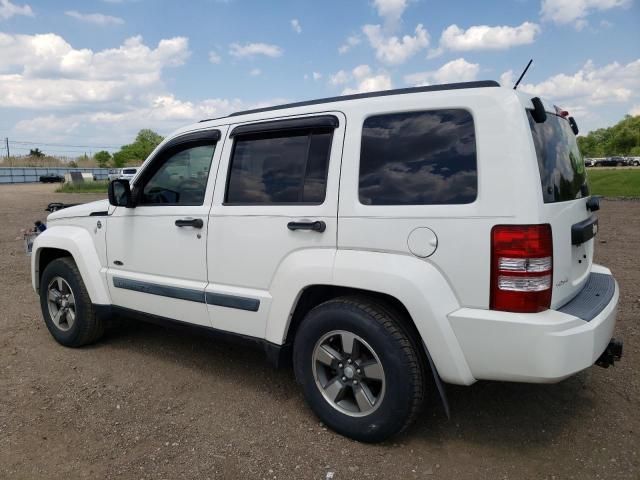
577 115 640 157
111 129 164 167
29 148 44 157
94 150 112 168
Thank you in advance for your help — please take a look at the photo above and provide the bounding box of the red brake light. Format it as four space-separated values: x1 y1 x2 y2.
490 225 553 313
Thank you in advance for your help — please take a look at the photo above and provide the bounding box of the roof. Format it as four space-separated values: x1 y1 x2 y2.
198 80 500 123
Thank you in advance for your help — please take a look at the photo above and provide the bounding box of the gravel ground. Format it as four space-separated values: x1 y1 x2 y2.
0 183 638 479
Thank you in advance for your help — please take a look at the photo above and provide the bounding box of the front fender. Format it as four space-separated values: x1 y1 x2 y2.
31 225 111 305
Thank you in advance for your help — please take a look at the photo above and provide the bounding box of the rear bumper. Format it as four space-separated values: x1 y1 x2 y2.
449 267 619 383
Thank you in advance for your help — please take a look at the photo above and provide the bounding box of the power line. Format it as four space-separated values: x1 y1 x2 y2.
10 140 119 149
9 147 94 155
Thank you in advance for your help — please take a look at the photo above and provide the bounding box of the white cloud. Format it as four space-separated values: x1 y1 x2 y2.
338 34 361 54
329 69 350 85
541 0 631 29
0 32 190 108
312 71 322 81
229 42 283 58
372 0 408 28
502 59 640 105
65 10 125 26
363 23 429 65
437 22 540 52
343 74 392 95
329 64 392 94
290 18 301 34
0 30 289 147
499 70 515 88
208 50 221 64
13 95 245 142
249 68 261 76
0 0 33 20
13 95 291 147
629 105 640 116
405 58 480 86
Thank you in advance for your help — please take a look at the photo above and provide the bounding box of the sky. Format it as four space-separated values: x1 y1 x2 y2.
0 0 638 157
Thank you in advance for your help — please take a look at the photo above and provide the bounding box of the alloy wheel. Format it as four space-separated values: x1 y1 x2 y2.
46 276 76 332
312 330 386 417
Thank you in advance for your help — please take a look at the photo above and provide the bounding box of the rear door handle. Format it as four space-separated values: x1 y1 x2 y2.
175 218 204 229
287 220 326 233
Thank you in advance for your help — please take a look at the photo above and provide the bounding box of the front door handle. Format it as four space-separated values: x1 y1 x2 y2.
175 218 204 229
287 220 326 233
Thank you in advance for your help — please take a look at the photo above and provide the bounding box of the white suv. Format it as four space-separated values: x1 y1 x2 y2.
31 81 622 442
118 167 139 181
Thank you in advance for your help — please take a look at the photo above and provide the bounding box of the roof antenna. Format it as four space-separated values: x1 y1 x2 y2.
513 59 533 90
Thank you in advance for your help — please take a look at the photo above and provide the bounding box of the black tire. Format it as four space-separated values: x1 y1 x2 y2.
39 257 105 347
293 296 425 443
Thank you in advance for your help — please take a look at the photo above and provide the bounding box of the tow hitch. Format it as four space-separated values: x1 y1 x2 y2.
596 338 623 368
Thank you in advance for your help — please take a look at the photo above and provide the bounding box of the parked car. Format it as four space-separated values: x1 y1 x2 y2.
31 81 622 443
38 173 64 183
629 157 640 166
119 167 139 181
107 169 121 181
598 156 627 167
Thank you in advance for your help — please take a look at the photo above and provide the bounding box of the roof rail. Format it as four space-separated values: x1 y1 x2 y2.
198 80 500 123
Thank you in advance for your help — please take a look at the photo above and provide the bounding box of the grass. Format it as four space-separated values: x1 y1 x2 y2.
56 180 109 193
587 168 640 198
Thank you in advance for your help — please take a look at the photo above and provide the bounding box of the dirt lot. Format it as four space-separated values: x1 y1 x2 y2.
1 183 638 479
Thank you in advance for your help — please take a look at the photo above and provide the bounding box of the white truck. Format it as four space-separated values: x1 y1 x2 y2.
31 81 622 442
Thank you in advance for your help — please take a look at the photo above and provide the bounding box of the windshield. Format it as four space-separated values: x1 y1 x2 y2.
528 111 588 203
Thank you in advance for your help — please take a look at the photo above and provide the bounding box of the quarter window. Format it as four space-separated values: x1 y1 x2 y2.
225 130 333 204
359 109 477 205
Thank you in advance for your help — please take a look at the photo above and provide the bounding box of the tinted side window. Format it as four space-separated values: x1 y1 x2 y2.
226 130 332 204
140 145 215 205
359 109 477 205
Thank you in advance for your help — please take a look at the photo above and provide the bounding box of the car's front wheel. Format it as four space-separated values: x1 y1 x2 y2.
293 297 426 443
39 257 105 347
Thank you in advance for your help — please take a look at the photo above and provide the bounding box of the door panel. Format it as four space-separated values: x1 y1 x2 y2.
106 127 227 327
206 113 345 338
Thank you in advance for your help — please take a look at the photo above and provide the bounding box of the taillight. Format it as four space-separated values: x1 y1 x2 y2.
490 224 553 313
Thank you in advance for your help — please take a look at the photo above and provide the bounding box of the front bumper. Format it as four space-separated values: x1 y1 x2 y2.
449 267 619 383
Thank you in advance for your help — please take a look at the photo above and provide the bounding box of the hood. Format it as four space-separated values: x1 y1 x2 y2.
47 199 111 222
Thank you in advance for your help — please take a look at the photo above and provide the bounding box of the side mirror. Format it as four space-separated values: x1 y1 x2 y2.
108 179 134 208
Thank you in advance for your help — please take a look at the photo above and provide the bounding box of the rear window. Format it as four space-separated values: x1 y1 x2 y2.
359 109 477 205
122 168 137 174
528 112 588 203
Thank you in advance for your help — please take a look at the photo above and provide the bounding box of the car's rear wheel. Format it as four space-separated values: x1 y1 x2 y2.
293 296 425 442
39 257 105 347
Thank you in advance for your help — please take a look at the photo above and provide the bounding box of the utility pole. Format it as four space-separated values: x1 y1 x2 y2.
5 137 12 183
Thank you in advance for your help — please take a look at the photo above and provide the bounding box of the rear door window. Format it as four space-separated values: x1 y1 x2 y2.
527 111 588 203
225 130 333 204
359 109 477 205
